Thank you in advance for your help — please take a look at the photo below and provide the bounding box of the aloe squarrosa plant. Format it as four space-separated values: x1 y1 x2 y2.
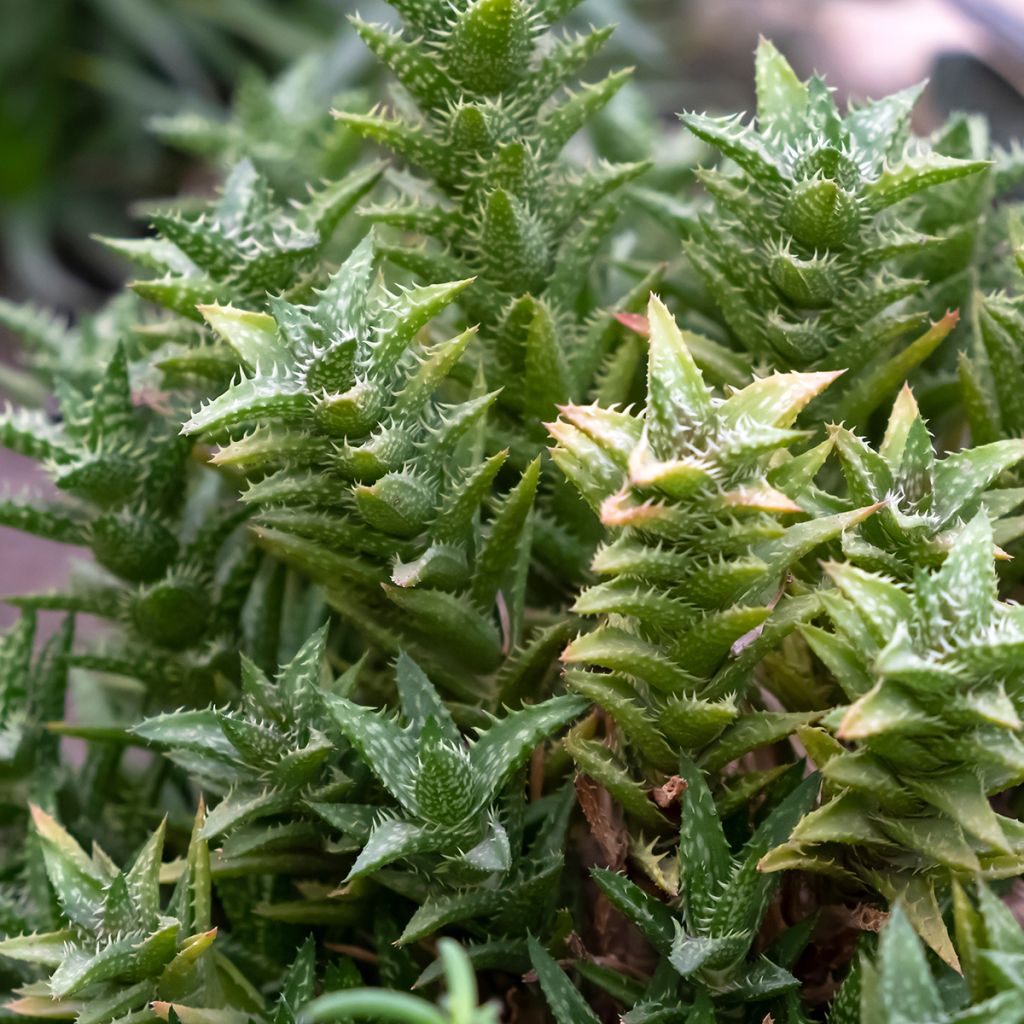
9 5 1024 1021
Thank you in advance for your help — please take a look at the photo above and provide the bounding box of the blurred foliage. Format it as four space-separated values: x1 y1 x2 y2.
0 0 377 307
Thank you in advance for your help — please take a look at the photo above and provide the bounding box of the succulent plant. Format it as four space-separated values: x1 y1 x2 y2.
0 342 256 697
827 382 1024 571
343 0 653 426
0 293 151 405
312 650 585 884
835 884 1024 1024
679 39 988 423
103 158 382 324
763 512 1024 963
133 626 342 848
0 804 259 1024
6 14 1024 1024
178 232 543 689
961 286 1024 447
151 54 370 199
590 762 820 1020
549 295 878 798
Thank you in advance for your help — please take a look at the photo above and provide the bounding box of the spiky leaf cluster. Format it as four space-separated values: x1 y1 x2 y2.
0 293 152 405
133 626 343 850
764 513 1024 962
9 14 1024 1024
393 781 577 955
151 56 369 199
184 233 541 688
0 347 257 696
836 885 1024 1024
897 113 1024 316
549 296 877 795
586 762 819 1020
681 40 988 422
344 0 650 417
827 383 1024 571
311 651 585 888
961 287 1024 447
105 158 382 324
0 806 259 1024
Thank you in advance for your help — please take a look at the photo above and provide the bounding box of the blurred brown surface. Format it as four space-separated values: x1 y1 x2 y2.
0 448 78 631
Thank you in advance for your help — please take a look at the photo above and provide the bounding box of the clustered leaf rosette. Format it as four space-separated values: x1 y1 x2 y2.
0 346 254 697
393 779 578 962
763 512 1024 964
9 11 1024 1019
0 805 261 1024
896 111 1024 326
547 295 879 802
0 292 151 403
525 762 819 1023
132 626 343 854
183 233 542 691
826 383 1024 573
139 636 580 964
0 806 337 1024
308 651 585 893
680 39 989 424
102 157 382 324
343 0 652 418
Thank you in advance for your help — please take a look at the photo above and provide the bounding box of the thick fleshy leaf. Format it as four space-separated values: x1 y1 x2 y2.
644 294 714 456
527 936 602 1024
861 154 990 211
875 904 944 1019
345 818 449 881
50 923 179 997
469 694 587 804
591 869 676 957
31 806 107 927
678 756 730 932
324 695 420 814
710 774 819 940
